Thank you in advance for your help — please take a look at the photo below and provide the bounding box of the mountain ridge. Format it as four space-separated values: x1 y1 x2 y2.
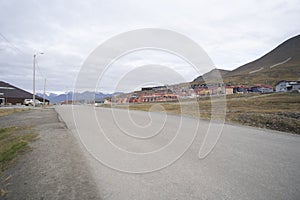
193 34 300 86
37 91 114 103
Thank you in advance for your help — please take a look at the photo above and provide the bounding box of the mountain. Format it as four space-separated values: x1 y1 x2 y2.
38 91 114 103
193 68 230 83
193 34 300 86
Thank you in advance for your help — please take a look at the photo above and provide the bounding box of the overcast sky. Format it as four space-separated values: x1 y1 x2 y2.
0 0 299 94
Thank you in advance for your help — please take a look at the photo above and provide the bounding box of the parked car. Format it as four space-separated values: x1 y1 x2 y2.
94 100 104 107
24 99 42 106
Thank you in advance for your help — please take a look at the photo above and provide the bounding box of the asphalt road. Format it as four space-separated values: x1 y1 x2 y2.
56 105 300 200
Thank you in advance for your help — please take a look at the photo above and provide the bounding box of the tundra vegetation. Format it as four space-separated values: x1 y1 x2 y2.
102 92 300 134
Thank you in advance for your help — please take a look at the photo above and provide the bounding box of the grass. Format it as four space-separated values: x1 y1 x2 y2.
0 108 28 117
102 92 300 134
224 92 300 133
0 108 37 197
0 127 38 175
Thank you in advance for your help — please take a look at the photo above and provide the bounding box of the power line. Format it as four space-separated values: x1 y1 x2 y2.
0 32 25 55
35 58 46 79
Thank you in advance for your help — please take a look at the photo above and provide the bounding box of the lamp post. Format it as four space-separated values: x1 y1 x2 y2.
33 52 44 107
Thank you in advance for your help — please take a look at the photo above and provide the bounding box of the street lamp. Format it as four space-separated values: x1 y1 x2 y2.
33 52 44 107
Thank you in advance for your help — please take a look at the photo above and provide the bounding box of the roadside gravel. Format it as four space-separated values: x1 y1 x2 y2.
0 108 100 200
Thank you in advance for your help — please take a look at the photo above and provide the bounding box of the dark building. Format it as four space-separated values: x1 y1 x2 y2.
233 85 251 94
0 81 49 105
250 84 274 93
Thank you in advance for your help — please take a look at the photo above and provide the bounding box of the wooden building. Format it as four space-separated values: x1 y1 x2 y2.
0 81 49 105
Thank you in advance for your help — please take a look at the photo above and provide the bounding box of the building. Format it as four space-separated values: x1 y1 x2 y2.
233 85 251 94
141 86 172 94
141 94 178 102
225 86 234 94
275 80 300 92
128 94 141 103
251 84 274 93
0 81 49 105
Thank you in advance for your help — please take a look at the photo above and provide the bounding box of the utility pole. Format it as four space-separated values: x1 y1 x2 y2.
32 52 44 107
33 54 36 107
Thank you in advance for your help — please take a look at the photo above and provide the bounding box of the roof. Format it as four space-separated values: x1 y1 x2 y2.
275 80 300 86
290 81 300 85
0 81 47 101
232 85 251 88
253 84 273 88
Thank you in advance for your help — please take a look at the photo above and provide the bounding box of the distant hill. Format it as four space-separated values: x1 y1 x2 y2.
38 91 114 103
193 34 300 86
193 68 230 83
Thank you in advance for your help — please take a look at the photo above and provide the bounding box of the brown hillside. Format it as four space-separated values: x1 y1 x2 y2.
192 34 300 86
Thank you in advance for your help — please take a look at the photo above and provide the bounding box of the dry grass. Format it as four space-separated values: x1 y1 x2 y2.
0 108 28 117
103 92 300 134
224 92 300 133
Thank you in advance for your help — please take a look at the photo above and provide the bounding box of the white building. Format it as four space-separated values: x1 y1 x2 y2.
275 80 300 92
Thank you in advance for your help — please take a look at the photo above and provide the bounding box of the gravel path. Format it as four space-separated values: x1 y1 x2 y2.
0 108 101 200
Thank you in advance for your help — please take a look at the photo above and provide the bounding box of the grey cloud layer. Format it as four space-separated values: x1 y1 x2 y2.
0 0 299 93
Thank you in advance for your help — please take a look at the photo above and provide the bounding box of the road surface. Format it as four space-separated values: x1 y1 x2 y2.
56 105 300 200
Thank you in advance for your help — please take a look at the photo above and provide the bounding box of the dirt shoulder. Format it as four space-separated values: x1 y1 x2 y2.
0 108 100 200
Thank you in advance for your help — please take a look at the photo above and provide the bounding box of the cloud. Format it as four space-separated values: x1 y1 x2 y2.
95 50 199 93
0 0 299 93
